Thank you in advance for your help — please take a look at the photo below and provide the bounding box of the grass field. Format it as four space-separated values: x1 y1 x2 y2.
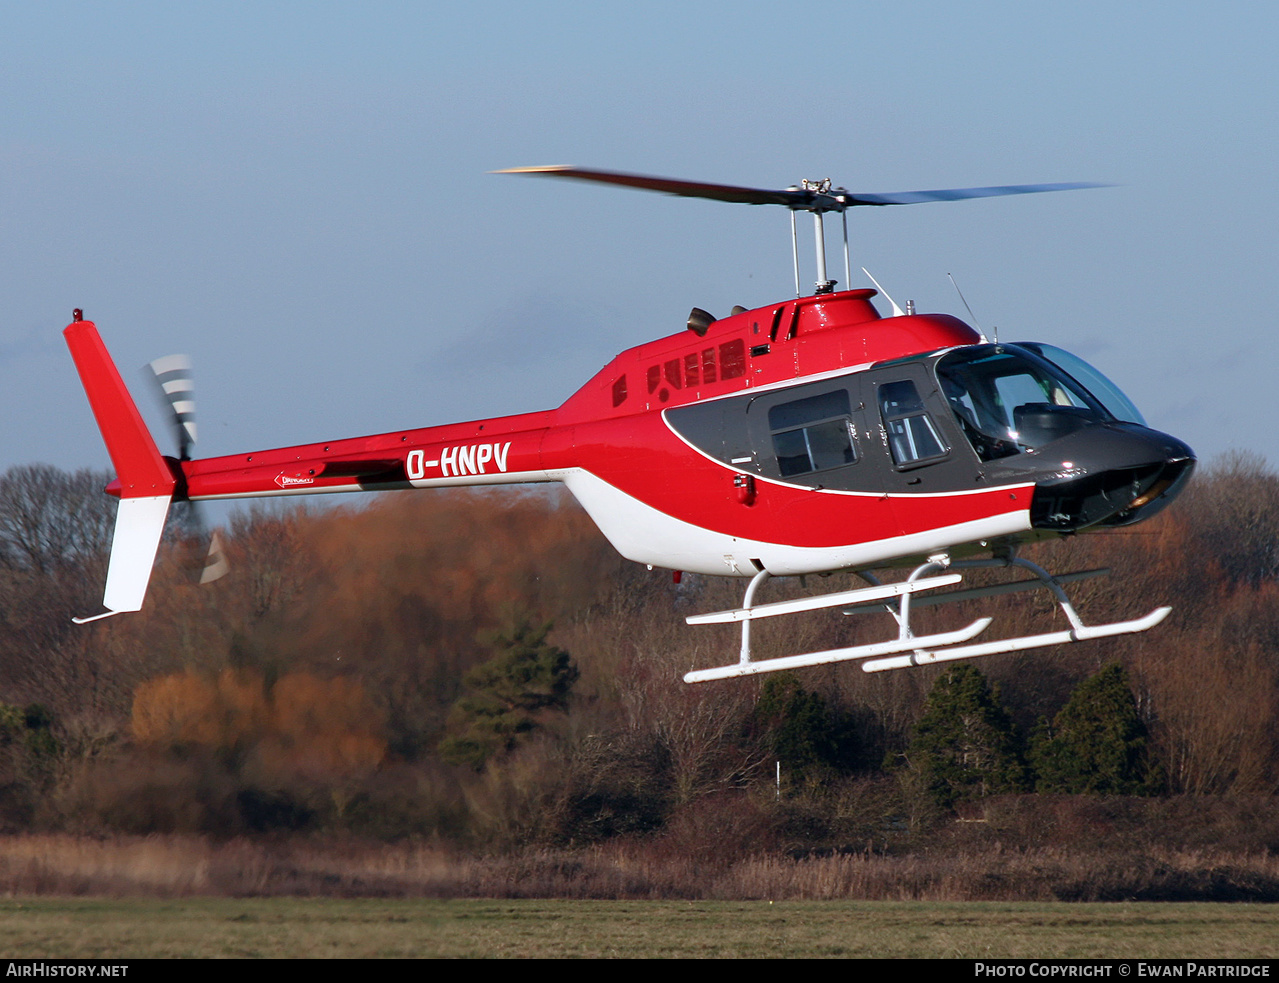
2 898 1278 958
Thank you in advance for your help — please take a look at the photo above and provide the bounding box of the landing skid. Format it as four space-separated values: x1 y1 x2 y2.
682 553 1170 683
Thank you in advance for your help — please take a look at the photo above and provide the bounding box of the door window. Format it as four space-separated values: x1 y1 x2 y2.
878 379 948 466
768 390 856 477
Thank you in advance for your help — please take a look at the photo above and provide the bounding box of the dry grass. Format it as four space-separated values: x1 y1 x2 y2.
1 897 1277 958
2 834 1278 958
1 834 1277 903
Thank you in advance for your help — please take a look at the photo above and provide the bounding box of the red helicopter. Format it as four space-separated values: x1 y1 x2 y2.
64 166 1195 683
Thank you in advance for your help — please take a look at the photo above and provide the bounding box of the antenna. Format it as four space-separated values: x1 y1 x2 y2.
862 268 906 317
948 273 989 344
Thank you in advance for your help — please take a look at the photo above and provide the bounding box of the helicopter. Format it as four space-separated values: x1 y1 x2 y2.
64 166 1195 683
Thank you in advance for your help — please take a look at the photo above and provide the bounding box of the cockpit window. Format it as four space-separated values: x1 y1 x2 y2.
937 346 1110 462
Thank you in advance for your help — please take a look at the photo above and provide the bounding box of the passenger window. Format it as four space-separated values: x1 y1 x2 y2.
684 353 700 387
768 390 856 477
879 380 947 465
612 375 628 407
719 339 746 380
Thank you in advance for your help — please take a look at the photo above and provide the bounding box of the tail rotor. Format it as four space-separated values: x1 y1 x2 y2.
146 354 229 584
148 354 197 460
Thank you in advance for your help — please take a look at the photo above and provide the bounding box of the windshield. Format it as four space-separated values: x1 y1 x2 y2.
936 345 1112 462
1020 343 1147 426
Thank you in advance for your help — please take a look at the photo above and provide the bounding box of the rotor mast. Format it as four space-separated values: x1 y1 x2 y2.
788 178 854 296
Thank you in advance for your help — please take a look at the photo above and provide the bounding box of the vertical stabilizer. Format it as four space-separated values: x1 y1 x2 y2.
64 315 176 621
64 318 176 496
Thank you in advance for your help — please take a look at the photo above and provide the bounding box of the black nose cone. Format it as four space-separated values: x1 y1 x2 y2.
985 423 1195 531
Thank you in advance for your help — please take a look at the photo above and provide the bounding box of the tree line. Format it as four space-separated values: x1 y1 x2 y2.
0 453 1276 848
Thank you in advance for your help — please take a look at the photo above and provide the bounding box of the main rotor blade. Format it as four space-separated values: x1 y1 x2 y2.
495 166 806 207
497 166 1108 213
843 182 1108 206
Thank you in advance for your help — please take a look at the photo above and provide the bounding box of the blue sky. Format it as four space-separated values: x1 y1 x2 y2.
3 1 1276 476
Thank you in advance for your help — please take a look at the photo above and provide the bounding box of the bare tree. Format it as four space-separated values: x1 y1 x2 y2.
0 465 114 576
1182 451 1279 588
0 465 137 717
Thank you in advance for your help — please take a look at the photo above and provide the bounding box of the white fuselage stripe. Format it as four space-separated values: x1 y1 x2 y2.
557 469 1032 577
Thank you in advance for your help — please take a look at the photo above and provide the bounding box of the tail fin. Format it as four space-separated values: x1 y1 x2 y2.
64 314 176 622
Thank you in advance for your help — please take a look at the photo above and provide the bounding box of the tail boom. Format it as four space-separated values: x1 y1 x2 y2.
178 411 558 500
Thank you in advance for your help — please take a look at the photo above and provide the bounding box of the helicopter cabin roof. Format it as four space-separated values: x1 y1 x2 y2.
557 288 980 423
